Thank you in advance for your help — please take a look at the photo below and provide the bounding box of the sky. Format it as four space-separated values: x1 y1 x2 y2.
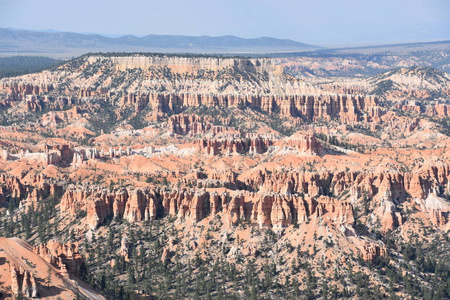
0 0 449 46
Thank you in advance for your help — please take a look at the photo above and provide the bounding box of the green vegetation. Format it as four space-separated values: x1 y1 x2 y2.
85 99 119 134
0 56 62 79
314 132 365 153
1 181 450 299
77 51 249 59
370 79 394 96
433 117 450 137
64 52 250 71
0 190 64 243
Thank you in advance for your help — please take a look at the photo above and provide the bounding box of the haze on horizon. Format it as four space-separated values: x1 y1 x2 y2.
0 0 449 47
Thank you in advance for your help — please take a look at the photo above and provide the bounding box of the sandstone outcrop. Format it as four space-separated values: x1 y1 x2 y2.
0 55 385 125
0 237 105 299
359 241 387 262
10 265 38 298
58 161 450 231
1 52 450 298
60 184 355 230
419 193 450 227
119 236 131 261
198 136 273 156
34 241 84 276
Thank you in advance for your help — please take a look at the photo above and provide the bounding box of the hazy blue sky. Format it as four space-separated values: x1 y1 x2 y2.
0 0 448 46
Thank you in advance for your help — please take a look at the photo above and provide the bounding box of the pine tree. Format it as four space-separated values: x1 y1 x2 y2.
46 266 52 289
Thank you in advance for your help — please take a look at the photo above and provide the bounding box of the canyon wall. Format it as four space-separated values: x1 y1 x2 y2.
57 164 450 231
0 55 384 124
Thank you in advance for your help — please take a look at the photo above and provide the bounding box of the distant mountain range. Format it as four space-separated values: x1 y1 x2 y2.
0 28 321 58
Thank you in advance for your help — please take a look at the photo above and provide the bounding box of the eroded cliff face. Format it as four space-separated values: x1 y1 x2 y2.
60 185 353 230
34 241 84 276
104 56 284 75
10 265 38 298
56 163 450 234
0 237 104 300
0 55 384 124
129 93 380 122
0 173 64 211
1 53 450 298
4 137 440 234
